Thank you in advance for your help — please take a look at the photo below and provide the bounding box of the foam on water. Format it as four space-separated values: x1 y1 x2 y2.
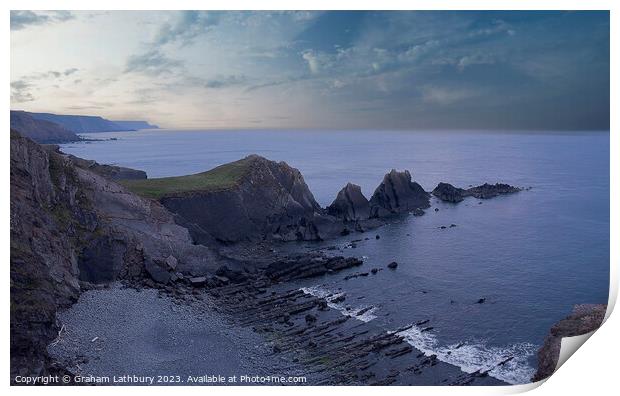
300 285 378 322
396 325 537 385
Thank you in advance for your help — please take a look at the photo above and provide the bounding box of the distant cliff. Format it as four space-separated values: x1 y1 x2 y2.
22 111 157 133
10 111 80 143
112 120 159 130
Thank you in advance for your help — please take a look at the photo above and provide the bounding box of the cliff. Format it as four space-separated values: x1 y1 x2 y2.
10 132 226 379
10 111 80 143
123 155 326 243
532 304 607 382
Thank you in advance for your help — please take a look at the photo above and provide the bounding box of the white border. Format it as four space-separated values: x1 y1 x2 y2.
2 1 617 396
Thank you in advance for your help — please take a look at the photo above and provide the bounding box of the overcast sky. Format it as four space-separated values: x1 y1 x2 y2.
10 10 609 130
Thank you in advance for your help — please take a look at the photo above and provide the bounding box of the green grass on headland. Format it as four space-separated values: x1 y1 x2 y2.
120 157 254 199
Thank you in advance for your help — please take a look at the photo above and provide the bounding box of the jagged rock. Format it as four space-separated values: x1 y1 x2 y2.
369 169 430 218
327 183 370 221
532 304 606 382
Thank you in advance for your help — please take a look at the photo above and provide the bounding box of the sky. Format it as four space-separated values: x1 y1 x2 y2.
10 10 610 130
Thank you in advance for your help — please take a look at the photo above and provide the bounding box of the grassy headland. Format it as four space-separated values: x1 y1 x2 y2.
120 157 254 199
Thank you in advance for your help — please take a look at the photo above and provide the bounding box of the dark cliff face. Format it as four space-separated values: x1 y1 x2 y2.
10 111 80 143
10 132 225 378
369 169 430 217
532 304 607 382
10 131 90 377
160 155 325 243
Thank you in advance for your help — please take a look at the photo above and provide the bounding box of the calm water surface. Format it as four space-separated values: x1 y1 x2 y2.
60 129 610 384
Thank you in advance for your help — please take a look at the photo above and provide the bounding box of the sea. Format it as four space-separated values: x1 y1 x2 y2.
60 129 610 385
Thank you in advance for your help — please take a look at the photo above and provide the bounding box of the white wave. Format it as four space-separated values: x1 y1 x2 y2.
396 325 537 385
300 285 378 322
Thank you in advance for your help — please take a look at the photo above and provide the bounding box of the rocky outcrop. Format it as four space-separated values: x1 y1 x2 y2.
10 111 80 143
432 182 521 203
532 304 607 382
327 183 370 221
467 183 521 199
369 169 430 217
431 182 466 203
10 132 227 379
157 155 327 243
43 146 147 181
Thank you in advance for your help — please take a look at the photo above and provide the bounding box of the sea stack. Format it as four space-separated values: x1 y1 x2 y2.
369 169 430 217
327 183 371 221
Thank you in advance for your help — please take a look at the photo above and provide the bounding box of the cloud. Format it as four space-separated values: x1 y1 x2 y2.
11 80 35 102
204 75 248 89
154 11 219 46
11 10 74 30
301 50 322 74
125 50 183 76
457 53 496 71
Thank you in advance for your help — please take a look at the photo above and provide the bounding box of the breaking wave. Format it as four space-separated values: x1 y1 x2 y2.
300 285 378 322
396 325 537 385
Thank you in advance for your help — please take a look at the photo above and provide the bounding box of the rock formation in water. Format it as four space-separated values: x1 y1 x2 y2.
327 183 371 221
124 159 433 243
432 182 521 203
10 111 80 143
369 169 430 217
532 304 607 382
